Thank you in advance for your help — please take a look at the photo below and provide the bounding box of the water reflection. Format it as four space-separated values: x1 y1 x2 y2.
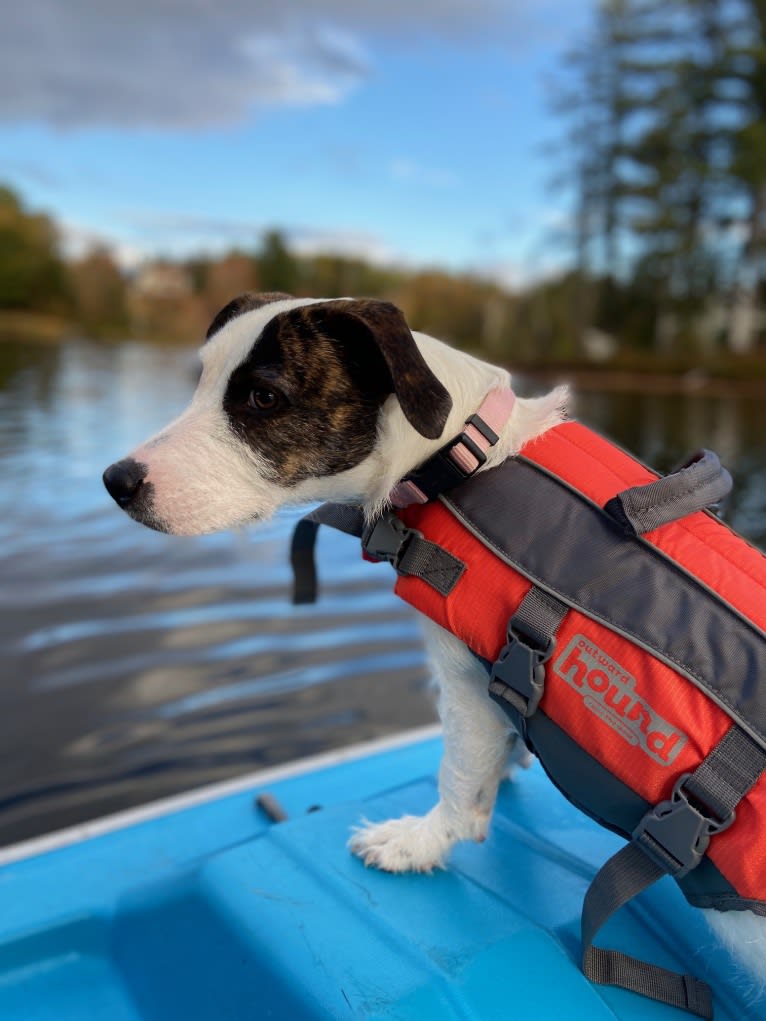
574 389 766 542
0 337 764 846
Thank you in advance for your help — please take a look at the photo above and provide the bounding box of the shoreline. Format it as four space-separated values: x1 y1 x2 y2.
2 315 766 396
519 365 766 398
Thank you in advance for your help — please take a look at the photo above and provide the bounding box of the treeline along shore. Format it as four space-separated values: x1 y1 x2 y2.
2 0 766 385
2 176 765 389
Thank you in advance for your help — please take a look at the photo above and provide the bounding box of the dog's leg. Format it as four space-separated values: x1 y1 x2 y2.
349 622 513 872
703 909 766 1001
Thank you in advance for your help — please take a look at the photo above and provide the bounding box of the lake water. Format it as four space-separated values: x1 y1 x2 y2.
1 336 765 848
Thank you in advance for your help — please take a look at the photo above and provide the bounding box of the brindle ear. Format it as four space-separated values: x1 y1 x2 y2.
318 299 452 440
206 292 293 341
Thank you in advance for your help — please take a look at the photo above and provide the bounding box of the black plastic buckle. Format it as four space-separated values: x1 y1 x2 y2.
403 417 493 502
633 773 736 878
446 427 488 471
488 621 555 720
363 515 422 570
465 413 498 446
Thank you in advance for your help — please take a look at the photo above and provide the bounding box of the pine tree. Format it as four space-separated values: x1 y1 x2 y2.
555 0 761 354
727 0 766 350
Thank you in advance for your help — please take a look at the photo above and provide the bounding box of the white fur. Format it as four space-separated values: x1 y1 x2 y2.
349 622 513 871
128 297 567 535
119 296 765 995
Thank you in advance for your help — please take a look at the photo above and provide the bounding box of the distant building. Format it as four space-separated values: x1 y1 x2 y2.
133 263 192 299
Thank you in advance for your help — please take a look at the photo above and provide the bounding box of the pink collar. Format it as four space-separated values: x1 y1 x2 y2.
390 386 516 508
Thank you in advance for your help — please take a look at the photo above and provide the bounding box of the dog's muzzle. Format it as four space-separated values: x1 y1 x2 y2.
103 458 148 509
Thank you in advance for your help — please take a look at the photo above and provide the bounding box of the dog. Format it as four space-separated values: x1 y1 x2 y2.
103 292 765 995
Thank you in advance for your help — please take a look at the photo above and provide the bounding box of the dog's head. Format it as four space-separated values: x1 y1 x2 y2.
103 294 452 535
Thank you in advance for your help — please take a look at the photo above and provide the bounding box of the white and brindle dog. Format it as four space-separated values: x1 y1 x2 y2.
103 292 765 993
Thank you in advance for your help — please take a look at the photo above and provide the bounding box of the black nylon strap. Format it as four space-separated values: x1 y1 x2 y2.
291 504 365 604
605 449 732 535
396 534 466 596
581 725 766 1018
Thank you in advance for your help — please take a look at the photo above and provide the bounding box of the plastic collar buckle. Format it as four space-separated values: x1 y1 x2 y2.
363 514 422 570
403 418 493 504
489 622 555 720
447 426 489 471
633 773 736 878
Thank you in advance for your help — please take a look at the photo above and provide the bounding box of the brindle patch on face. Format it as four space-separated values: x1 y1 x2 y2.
222 302 394 485
205 292 293 342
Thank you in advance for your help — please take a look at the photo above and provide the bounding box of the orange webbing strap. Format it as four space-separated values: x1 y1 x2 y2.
582 726 766 1018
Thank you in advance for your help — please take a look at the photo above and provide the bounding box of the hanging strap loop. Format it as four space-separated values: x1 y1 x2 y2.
581 725 766 1018
291 504 366 604
605 449 732 535
581 844 714 1019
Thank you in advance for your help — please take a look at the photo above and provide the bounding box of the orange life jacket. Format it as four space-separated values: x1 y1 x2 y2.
395 421 766 913
292 415 766 1019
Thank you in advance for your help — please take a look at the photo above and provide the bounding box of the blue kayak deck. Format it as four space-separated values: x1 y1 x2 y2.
0 730 761 1020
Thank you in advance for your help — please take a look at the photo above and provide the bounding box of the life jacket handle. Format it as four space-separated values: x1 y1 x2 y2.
605 448 732 535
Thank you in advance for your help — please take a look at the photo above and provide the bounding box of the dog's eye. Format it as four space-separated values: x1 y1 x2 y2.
247 388 280 412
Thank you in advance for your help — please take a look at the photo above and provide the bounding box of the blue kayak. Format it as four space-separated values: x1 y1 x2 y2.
0 726 761 1020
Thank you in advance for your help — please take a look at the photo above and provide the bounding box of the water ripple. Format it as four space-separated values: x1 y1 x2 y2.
1 337 765 847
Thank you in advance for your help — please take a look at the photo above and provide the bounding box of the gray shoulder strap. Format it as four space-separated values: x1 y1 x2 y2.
488 586 568 721
582 725 766 1018
605 449 732 535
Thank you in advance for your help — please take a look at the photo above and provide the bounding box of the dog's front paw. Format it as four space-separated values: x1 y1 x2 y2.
348 813 454 873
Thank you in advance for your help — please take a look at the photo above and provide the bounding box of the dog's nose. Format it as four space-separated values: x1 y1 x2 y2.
103 458 147 507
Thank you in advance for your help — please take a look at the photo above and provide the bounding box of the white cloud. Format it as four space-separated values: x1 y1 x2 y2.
390 159 460 189
124 210 261 242
73 207 408 269
479 254 570 291
289 227 403 265
1 6 371 130
0 1 547 130
59 220 145 270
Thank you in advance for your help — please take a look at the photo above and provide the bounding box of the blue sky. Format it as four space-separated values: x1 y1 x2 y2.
1 1 594 287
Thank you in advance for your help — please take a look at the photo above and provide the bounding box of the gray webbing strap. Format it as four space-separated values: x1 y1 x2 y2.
291 505 465 604
291 503 365 604
605 449 732 535
582 725 766 1018
582 844 713 1018
363 513 465 596
512 586 569 651
683 725 766 823
488 587 568 719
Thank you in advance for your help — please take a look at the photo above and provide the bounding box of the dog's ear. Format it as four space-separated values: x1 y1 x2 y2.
206 292 293 341
317 299 452 440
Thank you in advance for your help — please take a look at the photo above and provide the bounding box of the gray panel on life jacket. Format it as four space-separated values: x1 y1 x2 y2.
442 457 766 753
524 709 760 912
